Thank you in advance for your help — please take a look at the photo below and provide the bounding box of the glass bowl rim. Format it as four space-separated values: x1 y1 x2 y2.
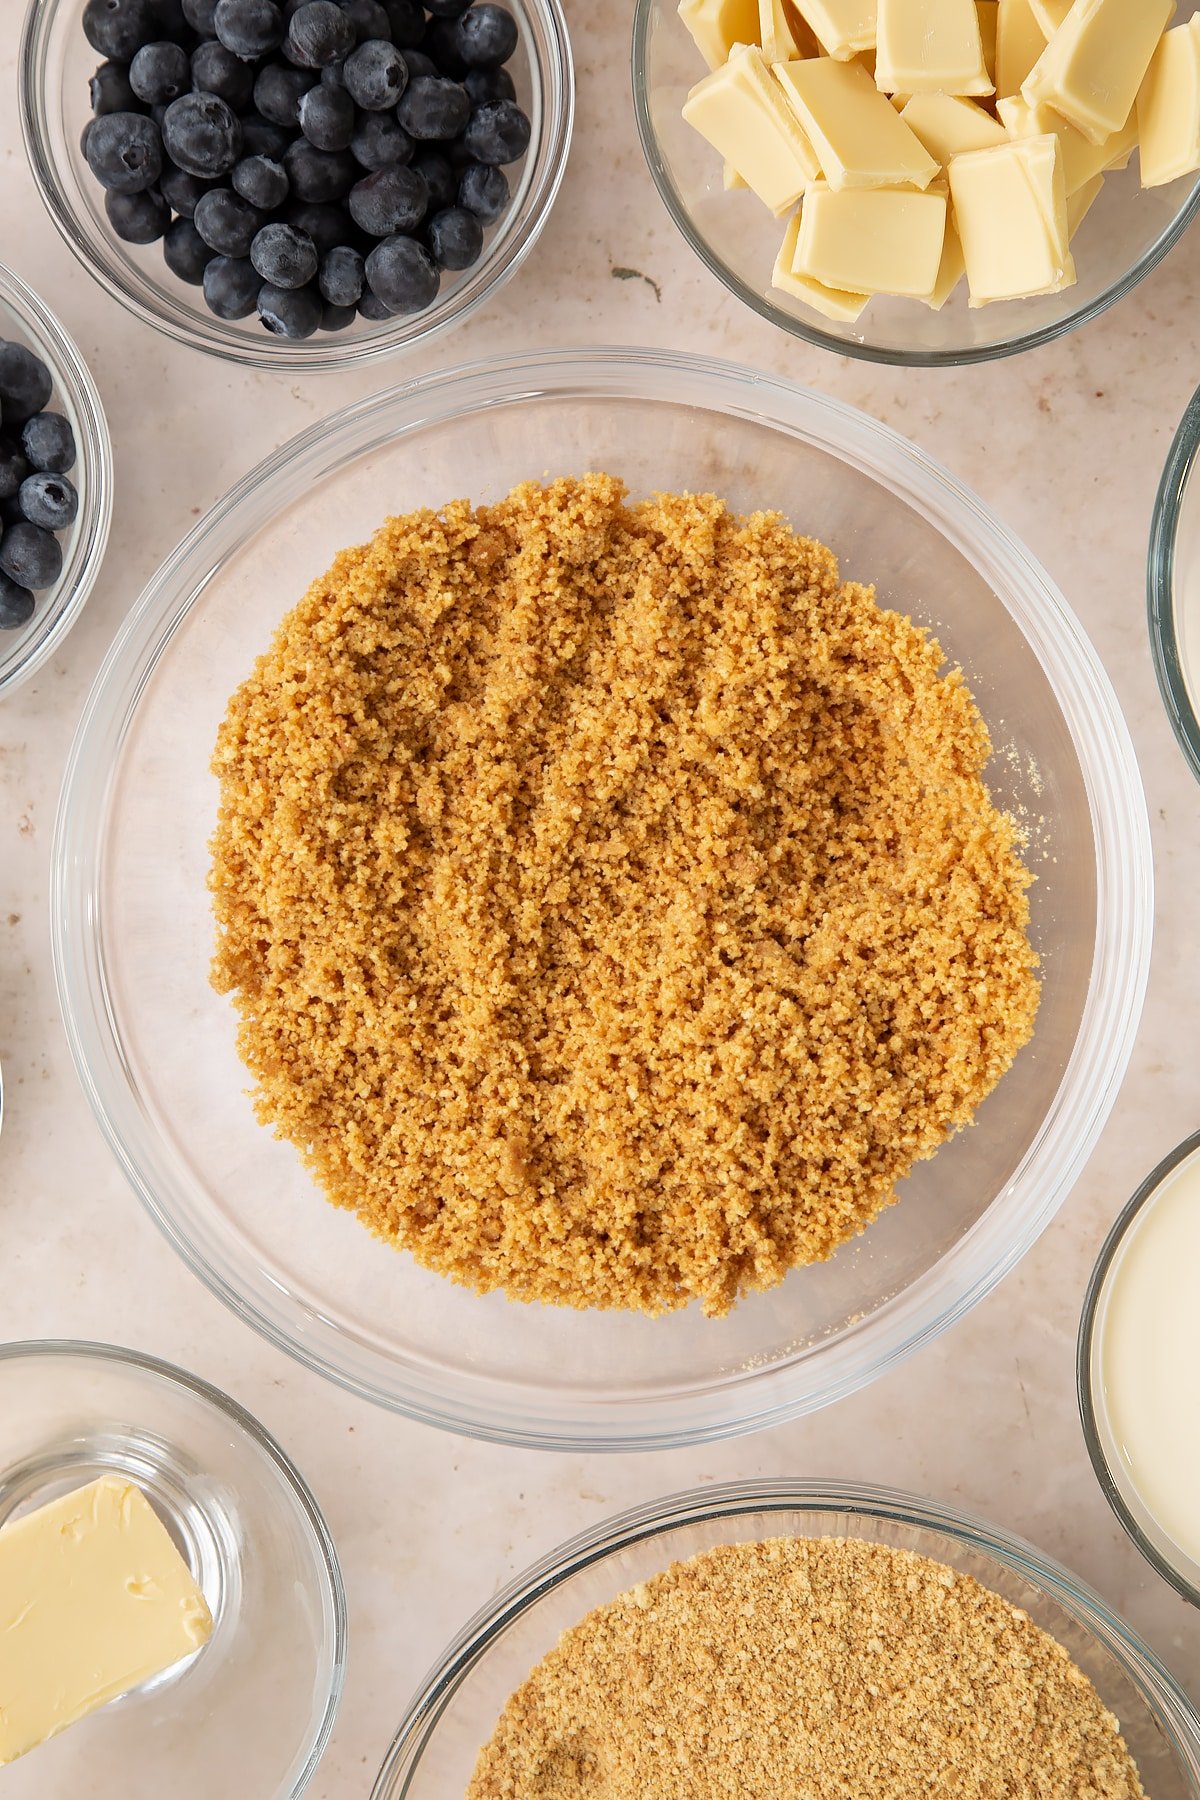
51 343 1152 1451
1148 383 1200 784
0 1336 348 1796
629 0 1200 370
1077 1126 1200 1612
18 0 575 374
371 1475 1200 1796
0 258 113 699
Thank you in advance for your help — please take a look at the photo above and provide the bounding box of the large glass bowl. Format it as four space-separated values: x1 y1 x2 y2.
372 1480 1200 1796
632 0 1200 367
1148 382 1200 784
20 0 573 373
52 347 1150 1451
0 259 112 698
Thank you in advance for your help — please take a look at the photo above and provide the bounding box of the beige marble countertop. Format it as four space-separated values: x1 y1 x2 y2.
3 5 1200 1794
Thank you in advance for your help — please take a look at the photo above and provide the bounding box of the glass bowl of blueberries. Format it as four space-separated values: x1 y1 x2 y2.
0 260 112 697
20 0 573 369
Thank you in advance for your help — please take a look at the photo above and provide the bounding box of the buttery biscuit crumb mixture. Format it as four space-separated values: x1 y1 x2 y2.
209 474 1039 1315
466 1538 1146 1800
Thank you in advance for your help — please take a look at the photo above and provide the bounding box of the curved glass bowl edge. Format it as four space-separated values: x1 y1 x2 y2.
1148 384 1200 784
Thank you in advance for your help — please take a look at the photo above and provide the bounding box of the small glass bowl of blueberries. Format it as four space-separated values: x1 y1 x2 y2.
0 261 112 696
20 0 574 369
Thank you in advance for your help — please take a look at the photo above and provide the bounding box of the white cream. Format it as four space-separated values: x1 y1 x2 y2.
1097 1147 1200 1576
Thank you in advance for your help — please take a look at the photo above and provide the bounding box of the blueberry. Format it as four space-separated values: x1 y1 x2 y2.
250 220 319 286
0 343 54 426
395 75 469 141
0 573 36 631
401 48 437 79
83 0 163 60
191 40 257 109
364 232 437 311
284 199 347 251
421 16 467 77
425 203 481 269
160 160 217 214
214 0 284 58
18 472 79 531
454 5 517 69
129 39 191 103
456 156 507 221
182 0 219 25
22 410 76 475
232 152 289 207
202 253 266 316
424 0 470 16
381 0 423 45
0 522 63 591
285 1 355 66
257 281 323 335
319 299 357 329
194 185 266 254
283 138 357 199
298 81 355 148
162 215 218 280
348 164 427 234
320 57 346 88
343 38 407 108
239 110 294 157
357 284 391 318
0 442 29 501
462 97 529 164
105 184 171 241
253 62 317 125
90 60 141 115
317 241 363 304
412 149 454 210
464 64 515 104
350 111 411 169
85 111 164 192
162 92 243 175
338 0 391 42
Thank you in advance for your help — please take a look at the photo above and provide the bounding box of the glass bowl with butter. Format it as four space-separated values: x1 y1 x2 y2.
0 1341 345 1795
1149 380 1200 785
1079 1129 1200 1610
633 0 1200 365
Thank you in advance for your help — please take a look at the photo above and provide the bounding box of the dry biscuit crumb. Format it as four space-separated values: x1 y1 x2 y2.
209 474 1039 1316
466 1538 1147 1799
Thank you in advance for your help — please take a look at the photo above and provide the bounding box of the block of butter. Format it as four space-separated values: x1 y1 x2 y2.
775 55 939 187
875 0 993 95
759 0 822 59
791 0 877 59
995 0 1046 101
998 91 1136 193
1022 0 1175 146
0 1477 213 1766
772 206 870 315
683 43 821 212
900 92 1007 161
1138 18 1200 188
678 0 762 71
949 132 1075 302
793 179 947 292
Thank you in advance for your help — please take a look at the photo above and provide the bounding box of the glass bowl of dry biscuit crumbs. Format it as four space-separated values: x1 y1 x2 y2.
372 1481 1200 1797
52 348 1150 1450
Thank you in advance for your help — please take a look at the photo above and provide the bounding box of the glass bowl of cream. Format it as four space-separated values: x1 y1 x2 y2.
1079 1129 1200 1607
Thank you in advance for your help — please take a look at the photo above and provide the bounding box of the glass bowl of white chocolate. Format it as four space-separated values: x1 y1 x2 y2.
633 0 1200 364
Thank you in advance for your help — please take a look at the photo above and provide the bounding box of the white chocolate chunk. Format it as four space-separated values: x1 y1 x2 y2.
759 0 822 58
901 92 1007 161
918 212 967 306
774 56 939 188
875 0 994 95
772 206 871 315
1138 18 1200 188
683 44 822 212
1065 169 1103 234
1027 0 1071 32
1022 0 1175 146
678 0 761 70
793 180 947 292
949 133 1075 302
790 0 877 59
995 0 1046 101
723 157 748 186
998 91 1135 194
977 1 999 91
